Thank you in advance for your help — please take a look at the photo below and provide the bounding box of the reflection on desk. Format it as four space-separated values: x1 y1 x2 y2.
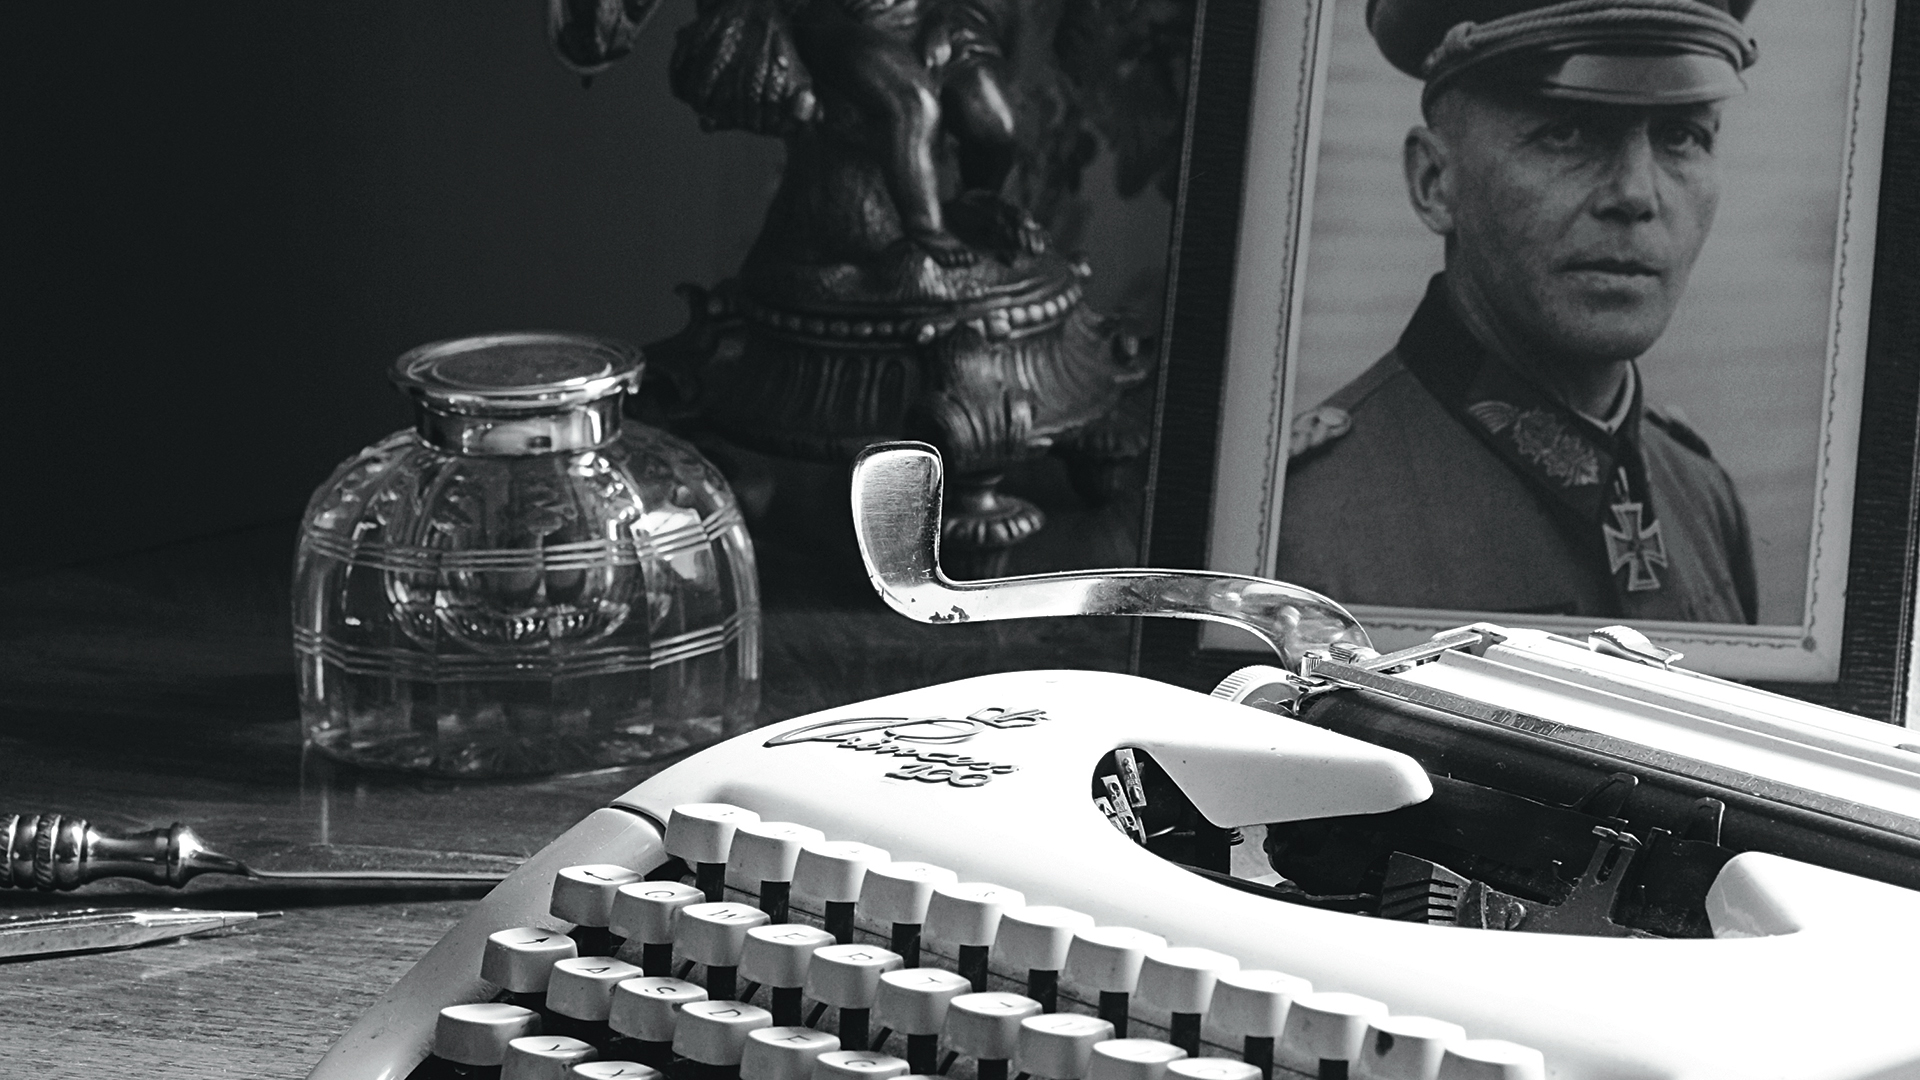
0 494 1135 1079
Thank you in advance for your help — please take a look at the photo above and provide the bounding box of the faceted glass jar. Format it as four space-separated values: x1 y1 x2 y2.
294 333 761 777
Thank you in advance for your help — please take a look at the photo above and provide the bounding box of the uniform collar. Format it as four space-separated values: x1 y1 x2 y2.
1396 273 1649 522
1577 364 1637 436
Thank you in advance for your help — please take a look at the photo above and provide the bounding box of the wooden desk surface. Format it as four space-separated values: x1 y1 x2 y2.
0 499 1136 1078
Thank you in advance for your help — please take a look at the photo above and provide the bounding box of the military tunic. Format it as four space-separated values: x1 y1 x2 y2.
1277 275 1758 624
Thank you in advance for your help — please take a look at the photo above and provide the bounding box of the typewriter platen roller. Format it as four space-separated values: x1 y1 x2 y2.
1216 623 1920 938
307 444 1920 1080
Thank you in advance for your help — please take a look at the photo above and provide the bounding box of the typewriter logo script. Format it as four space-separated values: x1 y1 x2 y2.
762 707 1047 788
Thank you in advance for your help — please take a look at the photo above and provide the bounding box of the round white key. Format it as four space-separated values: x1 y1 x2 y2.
436 1002 543 1066
944 991 1044 1060
1017 1013 1116 1080
503 1035 598 1080
994 906 1095 971
551 865 643 927
793 841 891 903
1205 970 1312 1040
807 943 905 1006
1355 1016 1466 1080
741 923 836 987
742 1025 841 1080
925 882 1026 946
728 822 828 888
610 881 706 943
674 999 774 1065
608 976 707 1041
1087 1039 1187 1080
572 1065 663 1080
1166 1059 1260 1080
857 862 958 925
483 926 580 993
1436 1040 1545 1080
1282 992 1388 1065
814 1050 911 1080
1064 927 1166 993
665 803 761 865
677 901 773 965
874 967 972 1034
1134 948 1240 1015
548 957 644 1021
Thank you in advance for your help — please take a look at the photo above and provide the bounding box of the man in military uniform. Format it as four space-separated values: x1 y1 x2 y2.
1277 0 1760 624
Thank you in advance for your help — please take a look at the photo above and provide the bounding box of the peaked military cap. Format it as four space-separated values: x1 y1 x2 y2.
1368 0 1758 107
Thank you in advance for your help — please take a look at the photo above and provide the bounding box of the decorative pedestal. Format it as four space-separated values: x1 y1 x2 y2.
646 223 1151 576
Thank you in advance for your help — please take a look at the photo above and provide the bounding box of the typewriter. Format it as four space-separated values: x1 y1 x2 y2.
310 443 1920 1080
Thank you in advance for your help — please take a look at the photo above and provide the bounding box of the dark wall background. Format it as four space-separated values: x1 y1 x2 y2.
4 3 1173 575
4 1 779 572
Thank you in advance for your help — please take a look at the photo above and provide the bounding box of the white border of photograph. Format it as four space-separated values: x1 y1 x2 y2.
1198 0 1894 681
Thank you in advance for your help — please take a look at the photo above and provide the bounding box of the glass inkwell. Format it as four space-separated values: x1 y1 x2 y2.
294 333 761 777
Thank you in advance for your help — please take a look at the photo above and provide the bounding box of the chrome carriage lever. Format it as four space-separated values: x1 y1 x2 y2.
849 441 1371 673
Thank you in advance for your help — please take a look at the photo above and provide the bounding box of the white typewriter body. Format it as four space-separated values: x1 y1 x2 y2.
311 643 1920 1080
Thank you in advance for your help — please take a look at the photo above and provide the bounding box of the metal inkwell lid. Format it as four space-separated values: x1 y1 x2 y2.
390 332 644 454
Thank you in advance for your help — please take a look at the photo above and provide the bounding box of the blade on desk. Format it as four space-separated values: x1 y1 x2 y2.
0 908 277 959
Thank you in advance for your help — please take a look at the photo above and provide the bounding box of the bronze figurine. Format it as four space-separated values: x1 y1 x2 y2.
548 0 1184 572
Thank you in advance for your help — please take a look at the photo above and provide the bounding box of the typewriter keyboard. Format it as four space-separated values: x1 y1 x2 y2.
410 803 1544 1080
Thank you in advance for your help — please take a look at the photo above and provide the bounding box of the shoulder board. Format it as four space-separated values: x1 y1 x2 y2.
1644 406 1714 460
1289 405 1352 461
1289 352 1403 462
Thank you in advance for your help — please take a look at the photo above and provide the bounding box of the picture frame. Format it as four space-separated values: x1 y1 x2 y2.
1137 0 1920 720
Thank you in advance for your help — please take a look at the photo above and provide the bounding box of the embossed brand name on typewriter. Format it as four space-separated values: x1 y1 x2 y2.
762 707 1049 788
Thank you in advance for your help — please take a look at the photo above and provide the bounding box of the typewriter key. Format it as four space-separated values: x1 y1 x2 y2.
995 906 1094 1012
794 841 891 945
666 804 763 903
483 927 581 1010
435 1003 544 1074
548 957 644 1043
502 1035 598 1080
1353 1016 1466 1080
553 866 643 957
571 1063 664 1079
727 822 826 923
1135 948 1239 1057
858 861 958 967
808 943 905 1048
1433 1040 1544 1080
1205 970 1312 1080
740 1025 841 1080
678 901 772 1000
874 968 971 1072
741 924 835 1025
1280 992 1387 1080
925 882 1025 992
674 1000 774 1080
1165 1060 1260 1080
611 881 704 978
1064 927 1166 1036
1087 1039 1188 1080
1017 1013 1116 1080
814 1050 911 1080
609 976 707 1067
945 992 1044 1080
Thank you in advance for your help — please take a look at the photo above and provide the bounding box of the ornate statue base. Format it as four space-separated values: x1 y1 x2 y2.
545 0 1175 578
648 191 1151 578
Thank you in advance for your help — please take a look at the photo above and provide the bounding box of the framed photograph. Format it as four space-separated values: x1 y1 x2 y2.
1139 0 1920 718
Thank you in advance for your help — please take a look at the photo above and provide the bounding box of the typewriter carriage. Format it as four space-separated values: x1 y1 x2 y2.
853 441 1920 938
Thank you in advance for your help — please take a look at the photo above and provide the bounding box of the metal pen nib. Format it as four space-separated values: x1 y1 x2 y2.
0 908 283 959
2 814 511 892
